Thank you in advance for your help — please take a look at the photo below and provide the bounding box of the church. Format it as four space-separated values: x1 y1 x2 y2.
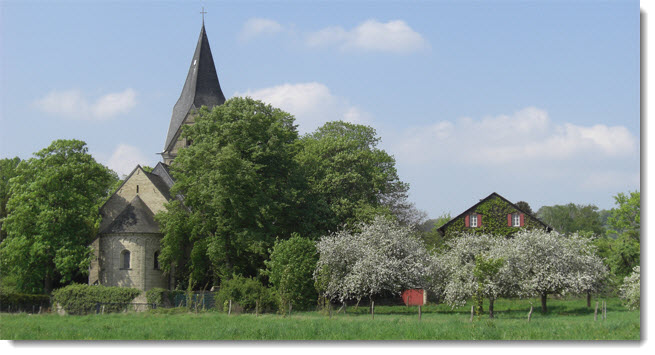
88 22 226 291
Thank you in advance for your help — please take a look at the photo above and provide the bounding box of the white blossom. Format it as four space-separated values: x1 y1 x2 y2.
314 216 429 302
619 266 640 310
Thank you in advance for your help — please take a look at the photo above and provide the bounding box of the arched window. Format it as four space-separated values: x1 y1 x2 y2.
121 250 131 269
154 251 160 270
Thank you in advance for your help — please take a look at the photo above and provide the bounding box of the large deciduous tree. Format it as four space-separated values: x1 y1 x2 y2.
296 121 414 232
536 203 604 236
431 234 519 318
607 191 640 241
509 229 607 313
158 97 310 288
314 216 429 304
0 140 116 293
0 157 21 244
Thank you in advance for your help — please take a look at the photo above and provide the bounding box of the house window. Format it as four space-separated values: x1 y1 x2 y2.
154 251 160 270
121 250 131 269
470 214 478 228
513 213 521 227
136 185 139 194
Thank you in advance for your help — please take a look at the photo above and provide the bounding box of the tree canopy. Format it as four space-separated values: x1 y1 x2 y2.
536 203 604 236
296 121 413 232
0 157 21 244
157 97 310 287
0 140 117 293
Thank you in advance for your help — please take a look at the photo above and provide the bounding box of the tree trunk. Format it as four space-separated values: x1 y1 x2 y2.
587 291 591 308
488 298 495 318
540 292 548 313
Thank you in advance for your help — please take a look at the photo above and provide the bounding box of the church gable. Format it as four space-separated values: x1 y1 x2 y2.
101 195 160 234
99 165 170 233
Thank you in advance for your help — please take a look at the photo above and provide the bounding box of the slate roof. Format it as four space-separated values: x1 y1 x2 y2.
101 195 160 234
437 192 553 235
163 23 226 153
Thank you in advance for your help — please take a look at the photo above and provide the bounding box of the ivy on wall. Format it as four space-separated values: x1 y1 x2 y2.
443 195 545 238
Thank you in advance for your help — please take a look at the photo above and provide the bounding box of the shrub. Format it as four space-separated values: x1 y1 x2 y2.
52 284 141 315
264 234 319 311
215 275 275 313
146 288 168 306
0 291 50 312
620 266 640 310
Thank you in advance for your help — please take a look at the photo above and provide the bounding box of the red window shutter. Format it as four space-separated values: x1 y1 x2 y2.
507 214 512 226
465 215 470 227
520 213 525 227
478 214 482 227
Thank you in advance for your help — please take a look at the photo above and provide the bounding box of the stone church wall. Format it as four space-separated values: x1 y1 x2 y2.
97 234 167 291
99 167 168 233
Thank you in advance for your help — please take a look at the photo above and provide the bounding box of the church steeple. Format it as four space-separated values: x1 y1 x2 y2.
162 22 226 164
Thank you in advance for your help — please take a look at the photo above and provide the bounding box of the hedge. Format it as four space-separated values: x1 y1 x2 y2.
0 292 51 312
52 284 141 315
215 275 276 313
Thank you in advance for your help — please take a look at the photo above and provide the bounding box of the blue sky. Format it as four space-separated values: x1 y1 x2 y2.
0 0 641 219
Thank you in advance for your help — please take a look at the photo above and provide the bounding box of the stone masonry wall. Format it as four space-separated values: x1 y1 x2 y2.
98 234 167 291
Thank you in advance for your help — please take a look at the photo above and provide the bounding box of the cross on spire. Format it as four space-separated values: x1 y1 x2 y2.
200 7 207 24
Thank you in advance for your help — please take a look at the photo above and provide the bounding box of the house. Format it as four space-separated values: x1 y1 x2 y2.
437 192 552 238
88 22 226 291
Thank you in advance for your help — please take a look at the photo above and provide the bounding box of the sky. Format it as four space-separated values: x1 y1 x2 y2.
0 0 641 219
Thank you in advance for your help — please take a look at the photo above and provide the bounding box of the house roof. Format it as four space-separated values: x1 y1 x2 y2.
437 192 553 234
163 23 226 153
101 195 160 234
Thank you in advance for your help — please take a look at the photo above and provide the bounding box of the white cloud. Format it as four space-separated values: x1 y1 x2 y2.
235 82 371 133
306 19 429 53
34 88 137 120
239 18 285 41
393 107 638 165
106 144 152 177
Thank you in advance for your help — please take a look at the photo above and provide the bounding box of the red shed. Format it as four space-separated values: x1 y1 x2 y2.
402 289 425 306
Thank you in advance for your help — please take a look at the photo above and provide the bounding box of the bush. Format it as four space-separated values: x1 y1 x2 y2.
52 284 141 315
619 266 640 310
0 291 50 312
146 288 168 306
215 275 275 313
264 234 318 311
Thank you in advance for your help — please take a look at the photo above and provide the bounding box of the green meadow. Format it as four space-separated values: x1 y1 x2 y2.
0 297 639 340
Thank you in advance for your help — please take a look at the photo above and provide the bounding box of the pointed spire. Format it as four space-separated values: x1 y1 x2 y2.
163 21 226 158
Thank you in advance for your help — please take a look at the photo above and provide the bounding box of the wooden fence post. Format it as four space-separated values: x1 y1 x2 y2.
102 305 105 315
470 305 474 322
594 301 598 321
528 306 533 322
256 300 259 317
418 305 422 321
38 306 42 314
289 300 292 316
371 301 374 319
603 301 607 320
228 299 232 315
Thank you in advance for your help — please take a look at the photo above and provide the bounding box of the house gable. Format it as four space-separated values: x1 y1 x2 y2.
438 192 552 238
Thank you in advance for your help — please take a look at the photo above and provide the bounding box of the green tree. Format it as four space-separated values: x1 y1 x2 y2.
264 234 318 311
537 203 604 236
515 201 534 215
296 121 410 232
607 191 640 241
0 140 117 293
419 213 451 251
0 157 21 244
158 97 309 288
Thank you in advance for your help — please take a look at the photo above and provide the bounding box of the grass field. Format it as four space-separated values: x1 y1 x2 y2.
0 297 640 340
